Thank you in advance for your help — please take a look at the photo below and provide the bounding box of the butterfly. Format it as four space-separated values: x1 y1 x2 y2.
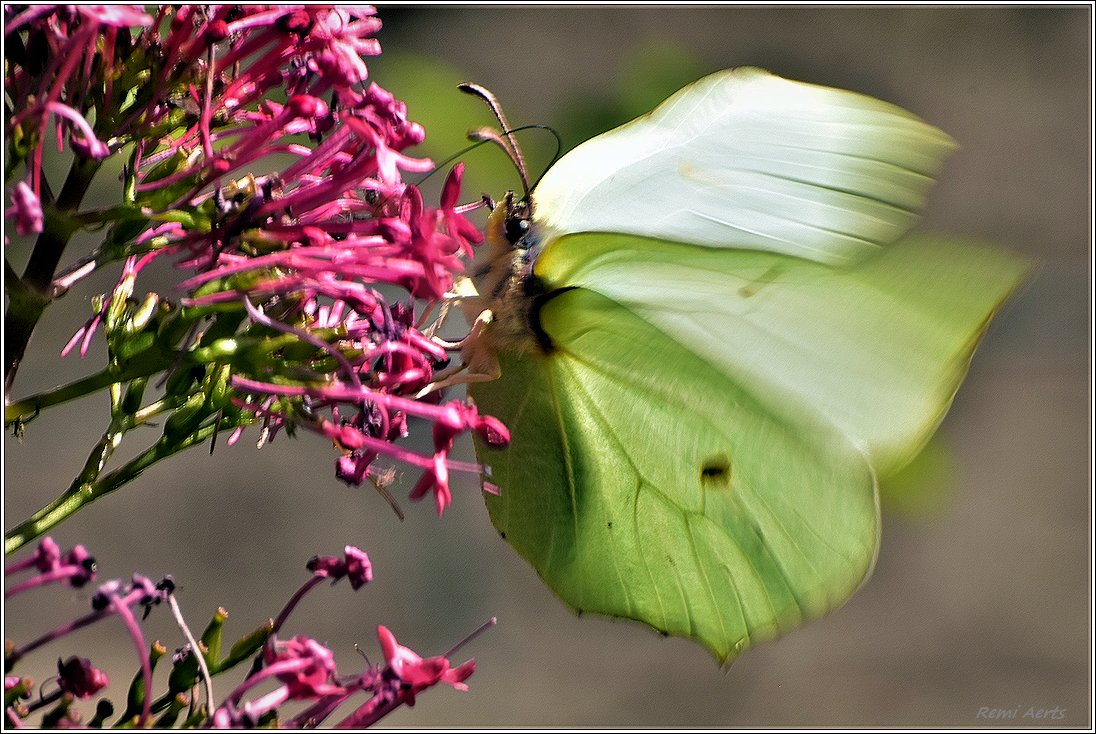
453 67 1028 664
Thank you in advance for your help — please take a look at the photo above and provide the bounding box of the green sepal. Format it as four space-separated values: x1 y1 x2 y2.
117 641 165 726
113 331 156 362
195 310 247 346
153 693 189 728
119 376 149 415
163 392 210 441
163 364 207 398
146 206 210 233
166 647 202 697
211 619 273 675
208 364 234 409
88 698 115 727
199 607 229 665
101 212 154 254
3 676 30 707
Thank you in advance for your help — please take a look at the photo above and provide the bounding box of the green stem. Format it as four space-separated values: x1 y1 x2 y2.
4 351 175 426
5 156 102 391
4 422 221 556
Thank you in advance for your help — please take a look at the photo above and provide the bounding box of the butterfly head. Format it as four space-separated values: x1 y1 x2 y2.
456 82 562 356
486 191 538 251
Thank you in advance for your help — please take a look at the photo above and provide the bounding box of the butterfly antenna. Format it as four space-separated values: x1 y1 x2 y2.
458 81 531 199
412 124 560 199
413 138 500 187
525 124 563 193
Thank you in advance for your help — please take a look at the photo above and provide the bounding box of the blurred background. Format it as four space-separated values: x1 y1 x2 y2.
3 6 1091 727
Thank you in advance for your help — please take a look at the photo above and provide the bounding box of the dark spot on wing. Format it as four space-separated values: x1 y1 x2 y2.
700 454 732 489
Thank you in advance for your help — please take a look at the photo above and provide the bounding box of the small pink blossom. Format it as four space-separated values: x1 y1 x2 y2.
409 401 510 516
344 545 373 589
376 625 476 706
4 538 96 597
8 182 43 235
45 102 110 159
33 537 62 573
56 656 109 698
264 636 342 699
306 7 382 87
303 545 371 589
440 164 486 257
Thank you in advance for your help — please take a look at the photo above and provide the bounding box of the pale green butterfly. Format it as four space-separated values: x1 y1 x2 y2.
454 67 1028 663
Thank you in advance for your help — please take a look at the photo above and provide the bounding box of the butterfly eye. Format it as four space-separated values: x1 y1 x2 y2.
504 215 530 245
503 197 534 246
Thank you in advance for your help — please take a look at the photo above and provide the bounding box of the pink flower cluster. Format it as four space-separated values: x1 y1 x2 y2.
13 5 509 516
214 625 477 728
5 5 155 233
5 539 178 727
6 539 484 728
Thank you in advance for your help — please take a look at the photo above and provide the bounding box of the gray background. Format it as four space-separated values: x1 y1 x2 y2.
3 6 1091 727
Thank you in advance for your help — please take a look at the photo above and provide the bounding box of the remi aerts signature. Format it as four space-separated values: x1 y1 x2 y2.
976 706 1067 721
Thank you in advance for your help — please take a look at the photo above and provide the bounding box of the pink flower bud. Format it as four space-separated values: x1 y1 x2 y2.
56 657 109 698
9 181 43 235
288 94 329 120
205 19 230 42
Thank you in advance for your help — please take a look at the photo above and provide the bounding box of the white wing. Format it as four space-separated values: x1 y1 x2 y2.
533 68 956 265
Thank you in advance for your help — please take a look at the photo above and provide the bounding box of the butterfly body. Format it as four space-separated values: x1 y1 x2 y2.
462 68 1028 663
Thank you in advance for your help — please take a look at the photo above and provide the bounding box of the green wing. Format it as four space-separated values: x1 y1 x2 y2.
473 289 879 662
471 234 1027 662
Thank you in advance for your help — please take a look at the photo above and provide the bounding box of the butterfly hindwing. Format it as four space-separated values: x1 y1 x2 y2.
472 284 879 663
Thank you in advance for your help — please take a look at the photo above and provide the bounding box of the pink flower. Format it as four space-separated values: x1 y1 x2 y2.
306 554 345 579
376 625 475 706
33 537 62 573
306 7 382 88
264 636 342 699
440 164 485 257
56 656 109 698
303 545 371 589
18 3 509 526
45 102 110 159
4 538 97 597
409 401 510 516
8 181 43 235
343 545 373 590
63 544 97 588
